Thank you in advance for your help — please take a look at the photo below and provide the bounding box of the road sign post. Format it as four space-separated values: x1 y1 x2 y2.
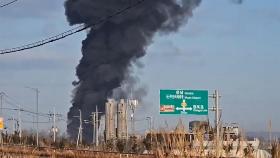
160 90 208 115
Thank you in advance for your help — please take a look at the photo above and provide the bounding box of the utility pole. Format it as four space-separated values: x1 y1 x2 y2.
32 115 35 132
126 103 128 142
269 120 272 149
209 90 221 158
76 109 83 147
49 108 62 144
90 106 101 147
0 92 4 145
215 90 220 158
215 90 220 143
53 107 57 143
80 110 82 145
95 106 99 147
36 88 39 146
91 112 96 145
146 117 153 143
18 105 22 143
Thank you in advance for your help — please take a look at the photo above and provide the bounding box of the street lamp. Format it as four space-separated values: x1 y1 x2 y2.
25 86 39 146
146 117 153 132
0 92 4 116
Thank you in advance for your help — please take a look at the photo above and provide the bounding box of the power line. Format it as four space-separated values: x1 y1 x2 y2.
0 0 145 55
0 97 65 118
1 107 49 118
2 98 47 116
0 0 18 8
2 92 21 108
22 121 51 124
1 92 34 112
2 107 65 125
0 92 52 118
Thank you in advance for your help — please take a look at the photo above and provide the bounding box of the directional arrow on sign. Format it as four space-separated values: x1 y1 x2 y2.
176 107 192 112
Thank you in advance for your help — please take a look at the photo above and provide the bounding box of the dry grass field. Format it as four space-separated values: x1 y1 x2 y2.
0 126 274 158
0 145 155 158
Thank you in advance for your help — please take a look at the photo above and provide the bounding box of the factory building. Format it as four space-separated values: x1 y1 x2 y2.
105 99 116 141
117 99 127 139
105 99 128 141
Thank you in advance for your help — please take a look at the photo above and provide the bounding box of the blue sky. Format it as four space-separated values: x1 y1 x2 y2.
0 0 279 134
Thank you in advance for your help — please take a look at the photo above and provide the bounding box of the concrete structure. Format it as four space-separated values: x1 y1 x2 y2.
117 99 127 139
189 121 209 133
222 123 239 141
105 99 116 141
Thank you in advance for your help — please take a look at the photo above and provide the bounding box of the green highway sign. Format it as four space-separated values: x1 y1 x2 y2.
160 90 208 115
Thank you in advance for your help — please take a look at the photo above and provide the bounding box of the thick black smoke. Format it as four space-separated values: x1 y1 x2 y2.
65 0 201 140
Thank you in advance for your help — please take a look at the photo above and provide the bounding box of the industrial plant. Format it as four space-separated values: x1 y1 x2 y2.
0 0 279 157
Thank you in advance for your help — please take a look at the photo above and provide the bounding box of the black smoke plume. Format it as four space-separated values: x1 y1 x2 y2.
65 0 201 140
